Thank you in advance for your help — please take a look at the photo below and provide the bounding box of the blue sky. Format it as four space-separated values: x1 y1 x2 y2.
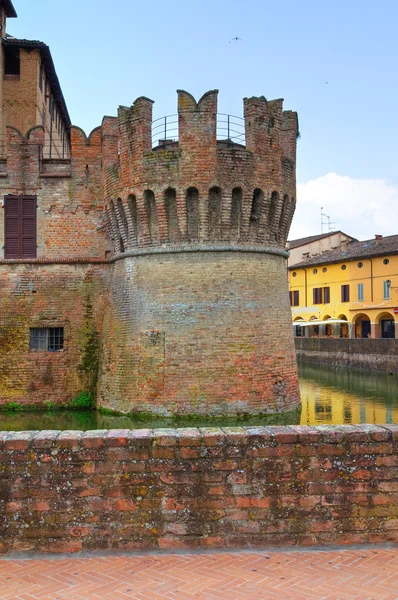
9 0 398 238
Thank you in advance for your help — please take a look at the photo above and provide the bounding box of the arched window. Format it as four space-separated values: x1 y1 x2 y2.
164 188 180 242
144 190 158 243
230 187 242 239
186 187 199 240
208 186 222 240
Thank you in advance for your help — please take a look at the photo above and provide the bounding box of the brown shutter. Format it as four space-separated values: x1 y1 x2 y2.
4 195 20 258
21 196 37 258
4 195 37 258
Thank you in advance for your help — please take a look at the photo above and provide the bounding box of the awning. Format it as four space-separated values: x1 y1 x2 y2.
293 319 349 327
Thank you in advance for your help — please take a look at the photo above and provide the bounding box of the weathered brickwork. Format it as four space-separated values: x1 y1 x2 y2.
295 338 398 374
0 262 109 405
0 84 300 413
1 425 398 553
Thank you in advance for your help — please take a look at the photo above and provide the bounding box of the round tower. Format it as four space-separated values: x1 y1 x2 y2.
98 90 300 416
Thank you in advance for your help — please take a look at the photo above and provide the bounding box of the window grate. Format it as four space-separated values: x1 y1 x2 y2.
30 327 64 352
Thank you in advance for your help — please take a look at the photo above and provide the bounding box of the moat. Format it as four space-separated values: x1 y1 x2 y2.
0 361 396 431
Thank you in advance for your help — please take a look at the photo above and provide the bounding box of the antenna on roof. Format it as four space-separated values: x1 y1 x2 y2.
321 207 337 234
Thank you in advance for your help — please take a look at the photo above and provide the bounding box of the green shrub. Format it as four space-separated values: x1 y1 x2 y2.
71 392 93 409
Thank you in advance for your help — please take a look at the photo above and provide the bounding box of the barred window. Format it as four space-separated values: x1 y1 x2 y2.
30 327 64 352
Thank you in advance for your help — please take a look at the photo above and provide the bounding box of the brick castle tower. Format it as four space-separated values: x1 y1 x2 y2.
97 90 300 415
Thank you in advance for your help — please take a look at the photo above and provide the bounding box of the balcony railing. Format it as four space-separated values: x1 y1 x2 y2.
152 113 246 147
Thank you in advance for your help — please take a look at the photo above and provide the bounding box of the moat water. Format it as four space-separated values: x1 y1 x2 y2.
0 361 397 431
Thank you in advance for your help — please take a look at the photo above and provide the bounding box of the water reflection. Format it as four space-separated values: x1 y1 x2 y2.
0 362 396 431
298 362 398 426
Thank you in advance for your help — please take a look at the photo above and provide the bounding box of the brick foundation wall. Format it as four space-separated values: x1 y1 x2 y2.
1 425 398 553
295 338 398 374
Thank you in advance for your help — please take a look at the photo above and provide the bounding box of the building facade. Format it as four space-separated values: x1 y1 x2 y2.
289 234 398 339
0 0 300 414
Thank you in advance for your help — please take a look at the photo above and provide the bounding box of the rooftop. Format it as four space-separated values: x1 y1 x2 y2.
1 0 16 18
288 230 355 250
288 234 398 269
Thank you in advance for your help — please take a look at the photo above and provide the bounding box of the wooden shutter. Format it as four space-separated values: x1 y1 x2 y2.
4 195 20 258
4 195 36 258
21 196 37 258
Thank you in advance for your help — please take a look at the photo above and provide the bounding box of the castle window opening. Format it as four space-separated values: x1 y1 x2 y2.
4 46 20 76
30 328 64 352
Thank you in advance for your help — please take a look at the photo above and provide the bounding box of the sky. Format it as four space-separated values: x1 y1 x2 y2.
8 0 398 241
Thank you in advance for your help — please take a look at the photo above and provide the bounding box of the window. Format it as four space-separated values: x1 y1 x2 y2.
358 283 364 301
313 287 329 304
4 195 37 258
289 290 299 306
358 262 363 268
292 272 297 277
30 328 64 352
4 46 20 76
322 267 327 273
383 258 389 265
341 285 350 302
341 264 347 270
313 268 318 274
313 287 323 304
384 280 390 300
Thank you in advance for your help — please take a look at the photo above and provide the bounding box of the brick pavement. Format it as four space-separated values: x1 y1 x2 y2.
1 547 398 599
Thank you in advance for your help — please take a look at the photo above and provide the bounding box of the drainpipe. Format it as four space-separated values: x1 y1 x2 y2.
368 258 373 302
303 268 308 307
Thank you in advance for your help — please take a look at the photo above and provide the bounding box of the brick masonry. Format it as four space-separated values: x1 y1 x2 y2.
295 338 398 374
0 89 300 414
1 425 398 553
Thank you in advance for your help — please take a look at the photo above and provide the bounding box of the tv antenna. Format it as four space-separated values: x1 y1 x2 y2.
321 207 337 234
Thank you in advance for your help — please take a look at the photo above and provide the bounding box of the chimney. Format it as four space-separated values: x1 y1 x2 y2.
375 234 383 240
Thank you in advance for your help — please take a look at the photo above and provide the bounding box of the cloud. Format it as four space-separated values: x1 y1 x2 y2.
290 173 398 241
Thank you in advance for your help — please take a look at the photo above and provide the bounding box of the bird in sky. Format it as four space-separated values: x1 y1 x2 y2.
229 37 242 43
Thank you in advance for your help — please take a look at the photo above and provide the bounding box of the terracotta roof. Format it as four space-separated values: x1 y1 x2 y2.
288 234 398 269
288 231 355 250
3 37 71 128
2 0 17 18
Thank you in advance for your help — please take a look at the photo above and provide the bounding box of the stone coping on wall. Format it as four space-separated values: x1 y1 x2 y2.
1 423 397 445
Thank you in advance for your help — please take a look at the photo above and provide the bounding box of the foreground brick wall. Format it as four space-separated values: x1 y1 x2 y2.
1 425 398 553
295 338 398 374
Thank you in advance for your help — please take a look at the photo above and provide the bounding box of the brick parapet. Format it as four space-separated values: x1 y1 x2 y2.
104 91 298 256
1 424 398 553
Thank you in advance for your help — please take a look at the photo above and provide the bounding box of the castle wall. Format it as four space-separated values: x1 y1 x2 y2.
99 91 300 415
0 126 106 260
0 262 109 405
99 252 299 415
0 425 397 553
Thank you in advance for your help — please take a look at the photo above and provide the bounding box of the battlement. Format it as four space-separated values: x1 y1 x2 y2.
103 90 298 257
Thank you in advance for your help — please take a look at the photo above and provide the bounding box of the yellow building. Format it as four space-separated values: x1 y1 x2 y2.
288 234 398 339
